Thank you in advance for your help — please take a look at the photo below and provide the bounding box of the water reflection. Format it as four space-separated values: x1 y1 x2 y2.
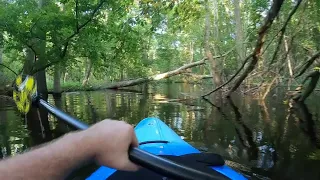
0 84 320 179
291 101 320 148
0 107 29 157
227 97 259 162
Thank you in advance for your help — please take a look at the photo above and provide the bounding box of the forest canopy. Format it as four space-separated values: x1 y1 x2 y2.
0 0 319 101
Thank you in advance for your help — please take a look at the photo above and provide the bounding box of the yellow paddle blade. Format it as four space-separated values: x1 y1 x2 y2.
13 75 37 114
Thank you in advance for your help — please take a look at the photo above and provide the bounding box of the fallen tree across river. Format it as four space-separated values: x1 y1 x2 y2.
104 58 208 89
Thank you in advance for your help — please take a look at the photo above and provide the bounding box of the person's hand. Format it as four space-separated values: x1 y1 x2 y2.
84 120 139 171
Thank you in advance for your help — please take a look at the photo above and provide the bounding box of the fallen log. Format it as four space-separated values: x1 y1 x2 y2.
105 58 207 89
183 73 213 79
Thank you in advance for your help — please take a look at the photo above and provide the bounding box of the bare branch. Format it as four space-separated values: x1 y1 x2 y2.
295 51 320 78
202 97 222 110
31 0 106 73
0 63 18 76
268 0 302 68
105 58 208 89
227 0 285 96
66 0 105 41
202 54 253 97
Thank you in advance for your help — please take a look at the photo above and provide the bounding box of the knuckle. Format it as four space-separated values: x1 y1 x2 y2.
125 124 134 132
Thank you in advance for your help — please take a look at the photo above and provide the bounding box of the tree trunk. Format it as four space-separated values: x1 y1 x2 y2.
36 0 49 95
212 0 220 41
64 72 68 83
0 34 3 72
234 0 245 64
294 71 320 102
204 0 222 87
36 38 48 95
53 64 61 94
190 41 194 63
261 76 278 100
200 48 204 74
0 47 2 64
312 24 320 50
82 58 92 86
36 70 47 95
105 58 207 89
23 48 35 74
0 45 3 78
284 36 293 77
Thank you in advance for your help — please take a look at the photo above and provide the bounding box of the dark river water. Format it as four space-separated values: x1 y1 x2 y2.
1 83 320 179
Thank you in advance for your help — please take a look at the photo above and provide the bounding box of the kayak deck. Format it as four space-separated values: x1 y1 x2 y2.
87 117 246 180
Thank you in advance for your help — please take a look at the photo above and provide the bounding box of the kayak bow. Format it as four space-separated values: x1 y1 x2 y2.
87 117 247 180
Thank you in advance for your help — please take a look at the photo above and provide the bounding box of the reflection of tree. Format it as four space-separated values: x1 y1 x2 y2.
258 100 271 123
26 94 52 146
65 93 75 116
85 93 98 124
271 100 320 179
0 109 10 157
227 97 258 161
292 101 320 148
138 89 149 119
202 97 244 156
53 94 71 136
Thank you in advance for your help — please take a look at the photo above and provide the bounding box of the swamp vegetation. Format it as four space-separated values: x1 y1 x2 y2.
0 0 320 179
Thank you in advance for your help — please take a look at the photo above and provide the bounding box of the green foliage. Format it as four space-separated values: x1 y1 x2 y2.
0 0 319 93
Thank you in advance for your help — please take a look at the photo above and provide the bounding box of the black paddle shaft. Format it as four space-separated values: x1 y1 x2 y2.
38 99 223 180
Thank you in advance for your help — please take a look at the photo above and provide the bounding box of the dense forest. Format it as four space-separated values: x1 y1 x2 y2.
0 0 319 102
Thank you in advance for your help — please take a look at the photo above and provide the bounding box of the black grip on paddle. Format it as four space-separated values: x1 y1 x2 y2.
129 148 224 180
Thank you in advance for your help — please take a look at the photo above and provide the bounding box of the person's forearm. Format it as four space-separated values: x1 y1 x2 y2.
0 131 93 180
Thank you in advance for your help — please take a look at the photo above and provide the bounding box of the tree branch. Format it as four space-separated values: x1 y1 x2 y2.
67 0 105 41
31 0 106 74
202 54 253 97
227 0 285 96
295 51 320 78
268 0 302 68
104 58 208 89
0 63 18 76
31 42 69 74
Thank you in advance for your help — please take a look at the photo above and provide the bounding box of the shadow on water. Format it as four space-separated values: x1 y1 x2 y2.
1 84 320 179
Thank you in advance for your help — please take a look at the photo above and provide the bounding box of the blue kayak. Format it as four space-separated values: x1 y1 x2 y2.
87 117 247 180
